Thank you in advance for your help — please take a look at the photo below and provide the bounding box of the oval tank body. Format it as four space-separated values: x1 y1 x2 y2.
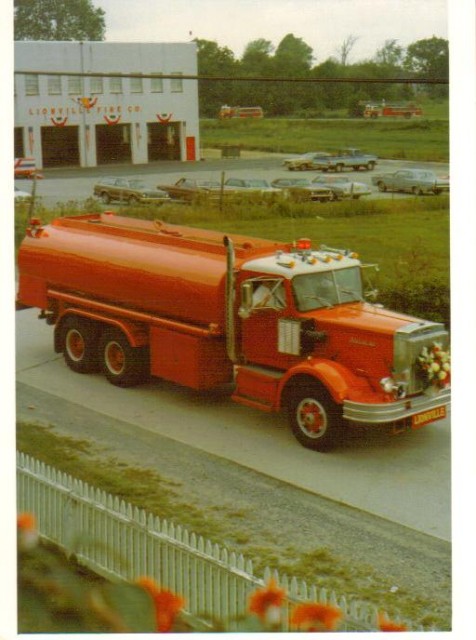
17 213 285 331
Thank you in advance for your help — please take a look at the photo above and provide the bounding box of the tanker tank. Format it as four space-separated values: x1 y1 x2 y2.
17 213 285 331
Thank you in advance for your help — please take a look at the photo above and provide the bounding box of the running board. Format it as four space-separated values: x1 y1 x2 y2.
231 365 283 412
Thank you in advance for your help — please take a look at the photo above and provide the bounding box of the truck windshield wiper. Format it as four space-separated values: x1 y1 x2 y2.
337 286 363 302
303 294 334 308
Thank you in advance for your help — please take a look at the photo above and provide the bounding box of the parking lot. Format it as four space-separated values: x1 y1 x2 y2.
15 153 450 208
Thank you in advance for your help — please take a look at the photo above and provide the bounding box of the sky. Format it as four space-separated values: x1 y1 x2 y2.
98 0 449 63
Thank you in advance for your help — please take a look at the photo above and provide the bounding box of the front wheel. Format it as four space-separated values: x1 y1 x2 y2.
99 327 149 387
377 181 387 192
288 383 343 451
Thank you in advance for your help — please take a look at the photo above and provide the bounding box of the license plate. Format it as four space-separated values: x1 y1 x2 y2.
411 405 447 429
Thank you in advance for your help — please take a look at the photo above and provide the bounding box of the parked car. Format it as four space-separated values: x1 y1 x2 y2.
156 177 234 201
311 175 372 200
14 186 32 201
224 178 282 193
324 148 378 172
371 169 450 195
14 157 43 179
270 178 333 202
93 177 170 204
282 152 331 171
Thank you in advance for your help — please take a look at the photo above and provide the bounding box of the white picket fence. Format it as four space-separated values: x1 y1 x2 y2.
17 451 408 632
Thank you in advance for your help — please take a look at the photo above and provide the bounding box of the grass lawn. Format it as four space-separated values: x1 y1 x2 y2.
200 117 449 162
15 196 450 292
17 421 451 631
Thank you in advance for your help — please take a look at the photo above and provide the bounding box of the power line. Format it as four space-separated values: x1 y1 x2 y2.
13 70 449 84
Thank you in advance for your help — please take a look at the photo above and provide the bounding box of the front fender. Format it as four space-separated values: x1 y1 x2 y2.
278 358 369 406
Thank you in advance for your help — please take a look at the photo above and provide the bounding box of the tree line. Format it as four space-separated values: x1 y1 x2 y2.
196 34 449 117
14 1 448 117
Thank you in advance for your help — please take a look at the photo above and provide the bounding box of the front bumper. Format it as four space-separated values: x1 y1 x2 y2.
343 387 450 424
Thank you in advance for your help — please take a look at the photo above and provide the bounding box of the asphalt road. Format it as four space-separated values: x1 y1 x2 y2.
16 307 451 541
15 154 450 208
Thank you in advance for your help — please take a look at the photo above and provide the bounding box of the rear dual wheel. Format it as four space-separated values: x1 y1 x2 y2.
62 318 149 387
62 316 100 374
99 327 149 387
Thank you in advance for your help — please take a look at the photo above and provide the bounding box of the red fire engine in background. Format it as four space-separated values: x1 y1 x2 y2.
363 103 423 119
16 213 450 451
219 105 264 119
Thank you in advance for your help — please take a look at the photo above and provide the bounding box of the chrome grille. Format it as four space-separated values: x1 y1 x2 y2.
394 321 450 394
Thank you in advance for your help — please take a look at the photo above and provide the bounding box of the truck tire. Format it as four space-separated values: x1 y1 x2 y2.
62 316 100 374
101 192 111 204
99 327 149 387
377 181 387 192
335 164 344 173
367 161 376 171
288 382 343 452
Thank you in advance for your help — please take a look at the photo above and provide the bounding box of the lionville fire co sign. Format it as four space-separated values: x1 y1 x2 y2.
27 104 143 118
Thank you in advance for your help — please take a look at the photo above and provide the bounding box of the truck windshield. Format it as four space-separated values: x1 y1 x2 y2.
292 267 363 311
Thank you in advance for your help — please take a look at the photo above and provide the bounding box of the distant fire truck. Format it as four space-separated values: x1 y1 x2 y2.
363 103 423 119
219 105 264 119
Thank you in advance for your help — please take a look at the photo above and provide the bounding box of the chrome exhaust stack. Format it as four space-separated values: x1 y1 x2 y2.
223 236 237 363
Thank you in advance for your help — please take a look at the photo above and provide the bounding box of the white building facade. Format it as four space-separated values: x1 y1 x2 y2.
14 41 200 169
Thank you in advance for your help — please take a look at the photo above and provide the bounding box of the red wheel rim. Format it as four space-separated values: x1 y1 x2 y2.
296 398 327 438
66 329 85 362
105 341 125 374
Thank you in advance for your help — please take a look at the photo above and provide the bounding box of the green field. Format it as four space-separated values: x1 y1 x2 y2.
200 116 449 162
16 191 450 326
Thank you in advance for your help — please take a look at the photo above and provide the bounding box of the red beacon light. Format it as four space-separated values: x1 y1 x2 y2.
296 238 312 251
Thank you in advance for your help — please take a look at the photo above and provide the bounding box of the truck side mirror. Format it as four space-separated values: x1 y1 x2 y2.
365 288 379 301
239 282 253 318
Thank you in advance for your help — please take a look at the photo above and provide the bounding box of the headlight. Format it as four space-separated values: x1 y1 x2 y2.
380 377 407 399
380 377 395 393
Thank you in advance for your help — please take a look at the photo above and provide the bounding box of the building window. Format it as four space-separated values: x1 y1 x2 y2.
130 74 143 93
90 76 104 94
47 75 62 95
68 75 83 95
25 74 39 96
109 76 123 93
170 72 183 93
151 74 164 93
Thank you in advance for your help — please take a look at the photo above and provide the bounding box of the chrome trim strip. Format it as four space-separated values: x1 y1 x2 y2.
343 388 451 423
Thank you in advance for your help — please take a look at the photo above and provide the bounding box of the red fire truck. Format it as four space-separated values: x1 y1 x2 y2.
16 213 450 451
219 105 264 119
363 103 423 119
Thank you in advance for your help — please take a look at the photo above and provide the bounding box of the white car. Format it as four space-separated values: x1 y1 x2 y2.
224 178 282 193
311 175 371 200
14 186 32 201
282 152 331 171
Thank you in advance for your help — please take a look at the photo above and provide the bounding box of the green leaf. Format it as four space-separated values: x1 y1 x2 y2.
96 582 157 632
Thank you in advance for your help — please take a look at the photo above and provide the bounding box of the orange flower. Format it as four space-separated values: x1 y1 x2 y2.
248 579 286 625
291 602 342 631
136 577 185 632
17 512 36 530
378 613 408 632
17 512 38 550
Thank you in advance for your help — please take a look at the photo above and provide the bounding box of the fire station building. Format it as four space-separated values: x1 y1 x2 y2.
14 41 200 169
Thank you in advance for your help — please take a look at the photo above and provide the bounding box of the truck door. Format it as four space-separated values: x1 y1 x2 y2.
240 277 289 368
